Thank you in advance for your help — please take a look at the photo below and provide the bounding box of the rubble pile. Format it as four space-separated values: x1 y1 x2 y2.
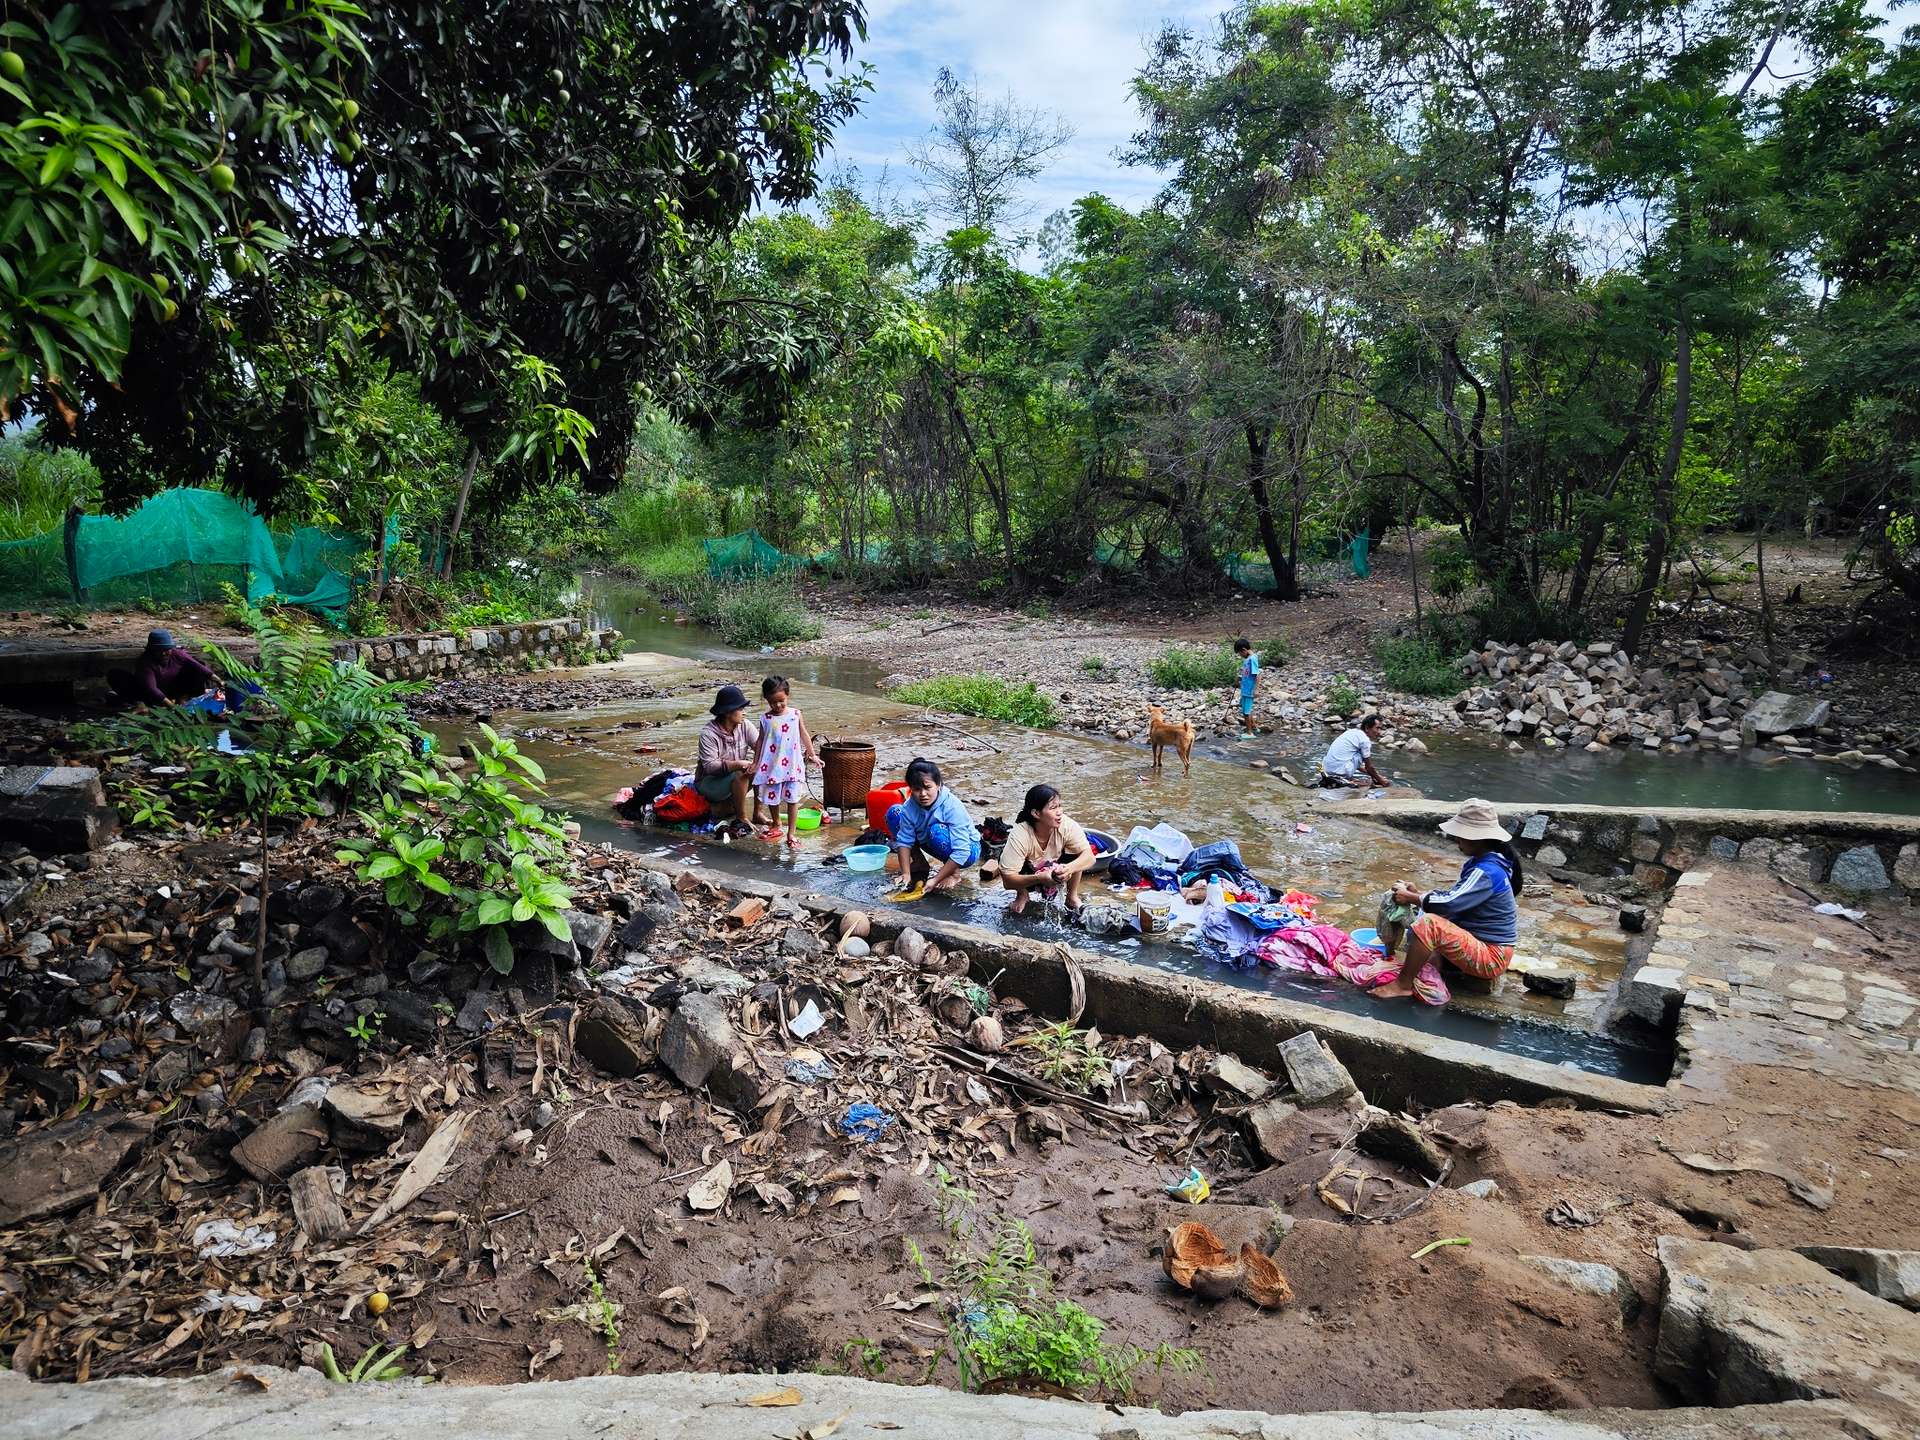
1458 638 1758 752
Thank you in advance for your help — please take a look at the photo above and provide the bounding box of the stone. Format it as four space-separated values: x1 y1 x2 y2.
780 925 826 960
1654 1235 1920 1410
230 1103 328 1182
1535 844 1569 869
1202 1053 1274 1105
1795 1246 1920 1311
1709 836 1740 860
0 764 116 853
1626 965 1685 1027
1741 690 1832 743
454 988 494 1035
308 909 370 966
1458 1179 1501 1199
1617 904 1647 933
660 992 760 1110
670 956 753 996
149 1049 192 1091
406 953 449 986
167 990 239 1039
1895 843 1920 892
1520 813 1550 841
1520 966 1577 999
574 999 652 1078
1521 1256 1640 1322
324 1085 408 1148
380 991 440 1045
1277 1031 1359 1106
293 882 347 924
562 909 614 966
1356 1108 1448 1178
895 928 930 967
1828 846 1891 893
0 1109 154 1225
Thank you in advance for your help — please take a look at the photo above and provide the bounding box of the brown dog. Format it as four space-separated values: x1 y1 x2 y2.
1147 705 1194 774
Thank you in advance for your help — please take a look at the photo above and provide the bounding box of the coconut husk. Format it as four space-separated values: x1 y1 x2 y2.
1239 1243 1294 1309
1163 1222 1243 1301
838 911 871 940
966 1014 1005 1053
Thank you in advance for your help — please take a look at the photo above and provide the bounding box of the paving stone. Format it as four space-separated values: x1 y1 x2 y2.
1792 1002 1850 1022
1796 1247 1920 1310
1787 979 1847 1004
1655 1236 1920 1410
1896 842 1920 891
1626 966 1686 1026
1858 995 1916 1030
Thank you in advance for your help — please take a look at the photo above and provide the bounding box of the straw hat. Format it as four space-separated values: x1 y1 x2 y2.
1438 798 1511 843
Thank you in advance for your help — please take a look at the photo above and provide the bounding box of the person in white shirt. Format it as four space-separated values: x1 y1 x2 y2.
1319 714 1390 788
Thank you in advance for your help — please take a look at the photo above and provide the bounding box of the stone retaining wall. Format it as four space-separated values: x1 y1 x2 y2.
335 617 622 680
1366 799 1920 899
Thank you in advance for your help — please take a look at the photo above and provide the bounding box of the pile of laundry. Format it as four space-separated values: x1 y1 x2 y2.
1100 823 1451 1006
614 768 714 829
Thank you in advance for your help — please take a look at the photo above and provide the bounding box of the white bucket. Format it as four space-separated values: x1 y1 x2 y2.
1137 891 1175 935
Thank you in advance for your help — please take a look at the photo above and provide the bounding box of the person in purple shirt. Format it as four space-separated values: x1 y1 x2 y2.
108 629 217 707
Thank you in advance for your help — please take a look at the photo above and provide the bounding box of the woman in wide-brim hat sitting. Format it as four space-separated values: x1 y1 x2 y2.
1373 798 1524 1000
694 684 772 833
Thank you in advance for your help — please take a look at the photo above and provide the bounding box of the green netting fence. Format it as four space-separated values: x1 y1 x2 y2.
0 488 375 622
702 528 806 580
1227 532 1371 589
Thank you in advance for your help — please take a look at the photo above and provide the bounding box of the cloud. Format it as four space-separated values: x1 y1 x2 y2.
822 0 1232 237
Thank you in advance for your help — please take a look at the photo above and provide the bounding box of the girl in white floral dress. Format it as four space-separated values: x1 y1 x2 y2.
753 675 819 845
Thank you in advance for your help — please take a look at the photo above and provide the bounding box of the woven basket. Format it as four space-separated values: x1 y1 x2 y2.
819 741 877 810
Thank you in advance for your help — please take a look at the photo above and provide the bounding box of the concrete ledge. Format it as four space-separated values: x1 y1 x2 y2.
0 1364 1876 1439
645 856 1667 1115
1364 799 1920 896
0 618 620 692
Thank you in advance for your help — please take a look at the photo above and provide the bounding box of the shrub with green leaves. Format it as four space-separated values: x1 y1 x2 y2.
642 566 820 648
890 674 1058 728
1374 637 1464 697
335 725 573 974
87 606 423 819
1325 674 1362 715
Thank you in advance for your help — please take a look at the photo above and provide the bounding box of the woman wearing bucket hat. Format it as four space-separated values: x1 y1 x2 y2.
1372 798 1524 1000
695 684 771 833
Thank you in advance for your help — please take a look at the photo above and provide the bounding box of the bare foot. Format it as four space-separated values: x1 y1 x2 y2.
1010 892 1029 914
1370 979 1416 999
933 875 960 892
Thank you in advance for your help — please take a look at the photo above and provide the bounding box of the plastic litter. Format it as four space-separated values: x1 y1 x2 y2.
785 1057 834 1085
788 999 825 1039
193 1219 277 1258
839 1102 896 1143
194 1290 267 1314
1813 901 1866 921
1167 1166 1211 1204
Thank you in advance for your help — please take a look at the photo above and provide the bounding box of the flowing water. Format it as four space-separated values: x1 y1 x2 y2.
440 599 1683 1082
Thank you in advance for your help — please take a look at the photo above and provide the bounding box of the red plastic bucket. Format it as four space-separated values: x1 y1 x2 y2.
867 782 910 836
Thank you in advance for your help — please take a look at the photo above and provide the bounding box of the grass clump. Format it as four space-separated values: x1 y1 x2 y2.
643 563 822 649
1374 636 1464 697
1079 654 1107 675
908 1167 1201 1399
1325 674 1362 715
891 674 1058 729
1147 643 1239 690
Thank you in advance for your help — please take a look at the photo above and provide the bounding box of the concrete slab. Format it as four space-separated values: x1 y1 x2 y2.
0 1364 1880 1440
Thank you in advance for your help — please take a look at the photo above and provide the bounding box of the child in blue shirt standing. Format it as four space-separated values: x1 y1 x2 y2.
1235 637 1260 737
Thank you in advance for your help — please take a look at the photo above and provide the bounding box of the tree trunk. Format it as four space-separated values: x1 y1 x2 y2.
440 444 482 580
371 509 392 603
1245 425 1299 601
1623 320 1690 656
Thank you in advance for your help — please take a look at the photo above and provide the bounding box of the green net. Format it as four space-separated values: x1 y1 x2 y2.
0 488 372 621
1227 532 1371 590
702 528 804 579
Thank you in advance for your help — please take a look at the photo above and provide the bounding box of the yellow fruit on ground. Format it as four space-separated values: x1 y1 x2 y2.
367 1291 389 1316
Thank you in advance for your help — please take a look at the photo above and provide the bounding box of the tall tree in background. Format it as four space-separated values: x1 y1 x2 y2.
2 1 868 513
907 67 1073 237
